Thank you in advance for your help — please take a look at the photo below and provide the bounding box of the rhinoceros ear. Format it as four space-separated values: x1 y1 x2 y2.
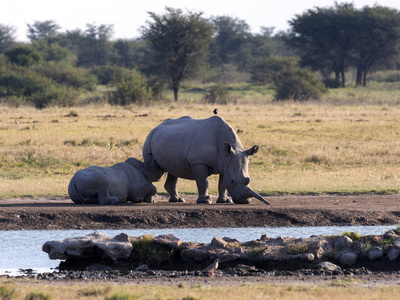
224 142 234 155
245 145 259 156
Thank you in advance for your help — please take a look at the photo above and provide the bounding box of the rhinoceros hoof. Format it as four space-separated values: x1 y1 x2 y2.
106 197 121 205
169 196 185 203
197 196 212 204
144 197 155 203
216 197 233 204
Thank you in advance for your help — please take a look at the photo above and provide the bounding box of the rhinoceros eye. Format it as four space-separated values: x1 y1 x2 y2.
231 179 235 185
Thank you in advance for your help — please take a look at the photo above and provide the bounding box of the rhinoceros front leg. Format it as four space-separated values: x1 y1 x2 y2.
97 188 121 205
216 174 233 203
192 164 212 204
164 173 185 202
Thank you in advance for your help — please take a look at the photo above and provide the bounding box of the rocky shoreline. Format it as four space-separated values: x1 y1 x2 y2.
2 266 382 282
35 228 400 278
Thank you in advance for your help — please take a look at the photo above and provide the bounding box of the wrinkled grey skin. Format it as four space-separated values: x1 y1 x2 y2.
143 116 270 205
68 157 164 205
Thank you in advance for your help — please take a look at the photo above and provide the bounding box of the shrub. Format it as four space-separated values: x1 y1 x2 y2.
91 65 127 85
250 56 326 101
30 84 79 108
0 68 50 98
204 84 229 104
4 45 42 67
34 62 97 90
274 69 326 101
109 69 152 105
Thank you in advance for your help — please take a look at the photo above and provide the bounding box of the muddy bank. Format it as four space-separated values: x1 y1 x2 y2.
1 194 400 230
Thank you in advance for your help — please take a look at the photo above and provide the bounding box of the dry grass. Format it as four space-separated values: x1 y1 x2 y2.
1 279 400 300
0 95 400 198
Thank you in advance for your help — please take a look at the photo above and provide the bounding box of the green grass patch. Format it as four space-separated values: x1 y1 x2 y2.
286 243 312 255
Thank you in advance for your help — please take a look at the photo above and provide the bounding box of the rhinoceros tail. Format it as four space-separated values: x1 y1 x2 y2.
68 176 86 204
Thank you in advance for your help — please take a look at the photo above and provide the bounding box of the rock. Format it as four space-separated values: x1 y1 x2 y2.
152 234 182 248
314 247 326 259
260 234 269 241
368 247 383 260
218 253 241 263
181 248 210 262
85 264 113 272
339 252 358 266
333 236 353 250
235 264 258 272
135 264 150 271
384 230 398 240
393 237 400 247
289 253 315 262
42 231 133 261
223 237 240 243
388 248 400 261
315 261 341 272
211 236 228 248
301 253 315 262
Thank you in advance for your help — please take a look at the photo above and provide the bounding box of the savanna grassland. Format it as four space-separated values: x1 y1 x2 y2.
1 279 400 300
1 84 400 199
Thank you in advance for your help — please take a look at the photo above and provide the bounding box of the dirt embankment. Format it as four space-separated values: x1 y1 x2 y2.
1 194 399 231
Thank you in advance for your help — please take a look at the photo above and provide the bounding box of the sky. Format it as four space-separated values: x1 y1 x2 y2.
3 0 400 42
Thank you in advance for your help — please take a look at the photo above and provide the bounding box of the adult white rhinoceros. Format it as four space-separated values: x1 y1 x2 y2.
68 157 164 204
143 116 270 205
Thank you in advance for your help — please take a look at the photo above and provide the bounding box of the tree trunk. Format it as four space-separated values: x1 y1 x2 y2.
355 65 363 86
363 69 368 86
341 69 346 87
173 84 179 102
334 70 341 88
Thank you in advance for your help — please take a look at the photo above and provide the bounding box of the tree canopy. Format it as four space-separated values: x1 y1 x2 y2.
286 2 400 87
141 7 214 101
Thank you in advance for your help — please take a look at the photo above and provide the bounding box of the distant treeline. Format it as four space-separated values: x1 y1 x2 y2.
0 3 400 107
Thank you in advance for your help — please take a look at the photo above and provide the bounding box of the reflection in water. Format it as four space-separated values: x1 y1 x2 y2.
0 225 396 275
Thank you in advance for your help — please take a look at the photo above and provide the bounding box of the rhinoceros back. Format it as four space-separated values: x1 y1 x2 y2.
143 116 242 179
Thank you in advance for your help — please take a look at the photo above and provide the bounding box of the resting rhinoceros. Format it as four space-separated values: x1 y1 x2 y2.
143 116 270 205
68 157 164 204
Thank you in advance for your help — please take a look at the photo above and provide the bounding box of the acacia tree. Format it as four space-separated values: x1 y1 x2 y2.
141 7 213 101
286 3 356 87
286 3 400 87
210 16 251 66
77 24 114 67
27 20 60 41
352 6 400 86
0 24 16 53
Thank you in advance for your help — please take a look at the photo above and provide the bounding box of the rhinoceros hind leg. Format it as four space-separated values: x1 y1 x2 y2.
98 189 121 205
165 173 185 202
169 196 185 202
197 195 211 204
216 196 233 204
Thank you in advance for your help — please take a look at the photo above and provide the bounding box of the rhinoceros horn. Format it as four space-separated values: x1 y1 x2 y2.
247 189 271 205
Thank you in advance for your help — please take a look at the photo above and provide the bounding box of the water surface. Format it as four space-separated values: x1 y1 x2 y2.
0 225 396 275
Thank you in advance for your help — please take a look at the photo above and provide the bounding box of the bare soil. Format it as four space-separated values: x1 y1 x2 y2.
2 193 400 287
1 193 399 230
